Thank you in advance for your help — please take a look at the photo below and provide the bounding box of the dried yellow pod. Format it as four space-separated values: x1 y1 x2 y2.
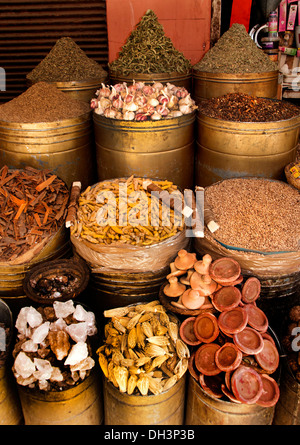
127 374 138 395
104 306 130 318
148 355 168 372
168 321 179 344
126 312 144 331
142 321 153 338
146 336 170 347
112 318 127 334
135 356 151 367
108 361 118 387
174 358 189 379
113 366 128 393
120 358 135 367
137 375 149 396
127 327 137 349
136 323 146 349
98 352 108 378
145 344 169 358
163 374 178 391
148 377 163 395
111 350 124 366
176 339 190 359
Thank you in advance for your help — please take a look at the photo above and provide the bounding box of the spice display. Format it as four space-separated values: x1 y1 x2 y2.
109 10 191 75
0 82 90 123
281 305 300 383
91 81 197 120
29 274 79 300
26 37 107 83
12 300 97 391
193 23 277 73
97 300 188 395
0 166 69 262
71 176 184 246
198 92 300 122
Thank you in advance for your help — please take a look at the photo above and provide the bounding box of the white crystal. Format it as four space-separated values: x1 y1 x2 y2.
53 300 75 319
73 305 97 336
70 356 95 372
21 339 38 353
31 321 50 344
14 352 36 379
64 342 88 366
65 322 88 343
50 367 64 382
33 358 53 380
38 379 50 391
15 306 43 335
50 318 67 332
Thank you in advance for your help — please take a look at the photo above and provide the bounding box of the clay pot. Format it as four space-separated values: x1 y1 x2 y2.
256 374 280 407
163 276 186 298
243 303 268 333
189 272 218 296
194 254 212 274
212 286 241 312
218 307 248 335
215 342 243 372
199 373 224 398
166 262 187 280
209 257 241 285
194 343 221 376
174 249 197 270
231 365 263 404
181 289 205 310
254 339 279 374
193 312 219 343
233 327 264 355
179 269 194 285
241 277 261 303
179 317 202 346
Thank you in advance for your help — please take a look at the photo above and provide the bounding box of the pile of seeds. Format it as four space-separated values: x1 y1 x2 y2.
97 301 189 395
198 93 300 122
109 9 191 75
193 23 277 73
26 37 107 83
12 300 97 391
71 176 184 247
205 178 300 252
0 165 69 262
0 82 90 123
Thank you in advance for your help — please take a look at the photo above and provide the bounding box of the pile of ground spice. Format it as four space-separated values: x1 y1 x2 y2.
198 93 300 122
205 178 300 252
193 23 277 73
109 9 191 75
0 82 90 123
26 37 107 82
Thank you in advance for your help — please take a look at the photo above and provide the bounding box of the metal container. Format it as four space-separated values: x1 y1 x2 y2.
18 369 103 425
103 375 186 425
0 224 71 316
109 70 192 90
185 375 275 425
273 358 300 425
93 112 196 190
0 112 96 190
27 77 107 103
195 112 300 187
192 70 278 104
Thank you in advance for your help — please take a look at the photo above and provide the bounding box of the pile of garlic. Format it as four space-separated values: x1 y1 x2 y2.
91 81 197 121
12 300 97 391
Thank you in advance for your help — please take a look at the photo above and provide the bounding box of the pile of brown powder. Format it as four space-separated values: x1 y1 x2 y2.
205 178 300 252
0 82 90 123
27 37 107 82
193 23 277 73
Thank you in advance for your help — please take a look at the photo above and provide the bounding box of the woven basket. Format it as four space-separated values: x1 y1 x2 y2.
285 162 300 190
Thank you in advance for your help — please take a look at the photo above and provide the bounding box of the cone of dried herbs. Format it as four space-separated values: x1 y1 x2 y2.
26 37 107 83
109 9 192 75
193 23 277 73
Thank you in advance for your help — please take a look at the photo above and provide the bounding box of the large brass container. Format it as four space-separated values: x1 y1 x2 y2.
27 77 107 103
192 70 279 103
93 112 196 190
103 375 186 425
0 366 23 425
109 70 192 90
195 112 300 187
18 370 103 425
0 112 96 189
273 360 300 424
185 376 275 425
0 224 71 316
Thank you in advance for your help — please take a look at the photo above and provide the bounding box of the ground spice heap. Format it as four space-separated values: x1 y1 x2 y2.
0 82 90 123
0 165 69 262
193 23 277 73
26 37 107 82
199 93 300 122
205 178 300 252
109 9 191 75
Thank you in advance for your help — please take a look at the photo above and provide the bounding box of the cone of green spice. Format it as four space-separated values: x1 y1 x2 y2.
26 37 107 82
193 23 277 73
109 9 192 75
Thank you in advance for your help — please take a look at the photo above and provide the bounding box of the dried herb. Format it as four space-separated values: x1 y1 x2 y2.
109 9 192 75
27 37 107 82
194 23 277 73
199 93 300 122
0 82 90 123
